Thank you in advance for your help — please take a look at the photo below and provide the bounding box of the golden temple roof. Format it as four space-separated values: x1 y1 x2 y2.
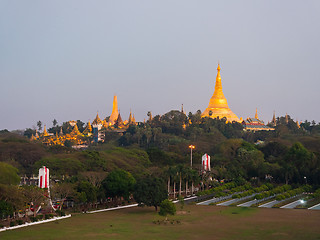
202 64 240 122
102 119 108 128
92 112 103 125
71 124 81 135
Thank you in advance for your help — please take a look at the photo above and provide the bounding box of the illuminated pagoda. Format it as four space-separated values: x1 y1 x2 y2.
202 64 240 122
108 95 119 126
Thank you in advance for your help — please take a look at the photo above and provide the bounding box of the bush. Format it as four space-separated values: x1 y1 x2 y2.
56 210 66 216
37 215 43 220
159 199 176 219
45 214 54 219
30 216 37 222
16 219 23 225
10 221 16 227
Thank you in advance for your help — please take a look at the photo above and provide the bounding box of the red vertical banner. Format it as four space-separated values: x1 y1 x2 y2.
206 154 209 171
44 166 47 188
40 176 43 188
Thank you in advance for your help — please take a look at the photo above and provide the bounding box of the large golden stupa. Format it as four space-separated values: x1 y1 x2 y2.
201 64 240 122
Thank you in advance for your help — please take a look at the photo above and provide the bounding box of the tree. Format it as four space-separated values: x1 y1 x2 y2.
37 121 42 132
0 162 20 185
0 184 24 218
77 181 97 204
101 169 136 201
22 185 46 217
159 199 176 221
51 182 76 210
52 119 58 127
24 128 36 138
133 176 168 211
284 142 315 184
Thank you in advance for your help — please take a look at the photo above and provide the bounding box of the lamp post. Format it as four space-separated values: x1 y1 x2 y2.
304 176 307 185
189 145 195 168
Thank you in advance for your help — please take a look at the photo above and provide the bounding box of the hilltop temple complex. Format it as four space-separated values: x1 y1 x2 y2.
31 64 285 147
33 95 136 146
201 64 240 122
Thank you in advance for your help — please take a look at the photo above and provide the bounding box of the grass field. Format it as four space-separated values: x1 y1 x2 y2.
1 205 320 240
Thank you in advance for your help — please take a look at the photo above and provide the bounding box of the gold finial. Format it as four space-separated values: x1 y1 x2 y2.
255 108 259 119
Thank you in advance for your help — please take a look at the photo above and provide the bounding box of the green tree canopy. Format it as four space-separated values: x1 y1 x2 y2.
159 199 176 220
133 175 168 211
0 162 20 185
101 169 136 200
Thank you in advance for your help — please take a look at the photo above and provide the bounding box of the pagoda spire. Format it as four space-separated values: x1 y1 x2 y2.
181 104 185 114
43 125 49 137
128 109 133 124
59 127 64 136
201 64 239 122
109 95 119 125
255 108 259 119
92 112 103 125
132 114 136 124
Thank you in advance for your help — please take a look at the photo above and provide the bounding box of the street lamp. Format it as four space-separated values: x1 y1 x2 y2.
189 145 195 168
304 176 307 185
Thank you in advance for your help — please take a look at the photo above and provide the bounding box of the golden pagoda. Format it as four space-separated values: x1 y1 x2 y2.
42 125 49 137
108 95 119 126
128 110 133 124
132 114 136 124
202 64 240 122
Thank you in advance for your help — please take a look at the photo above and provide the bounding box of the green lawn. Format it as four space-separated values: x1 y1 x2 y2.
1 205 320 240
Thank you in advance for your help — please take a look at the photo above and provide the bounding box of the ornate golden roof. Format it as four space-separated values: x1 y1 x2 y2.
71 124 81 135
202 64 240 122
92 113 103 125
83 121 92 133
102 119 108 129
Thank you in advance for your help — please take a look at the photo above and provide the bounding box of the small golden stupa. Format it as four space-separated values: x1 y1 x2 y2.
202 64 240 122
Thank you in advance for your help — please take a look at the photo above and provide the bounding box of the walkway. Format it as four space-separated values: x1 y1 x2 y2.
217 194 256 206
308 202 320 210
280 199 305 209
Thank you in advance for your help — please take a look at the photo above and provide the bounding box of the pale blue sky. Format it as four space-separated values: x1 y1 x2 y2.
1 1 320 130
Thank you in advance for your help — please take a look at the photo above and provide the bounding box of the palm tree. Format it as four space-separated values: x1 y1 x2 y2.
176 165 184 197
172 166 180 200
184 168 193 197
164 166 175 196
190 169 200 195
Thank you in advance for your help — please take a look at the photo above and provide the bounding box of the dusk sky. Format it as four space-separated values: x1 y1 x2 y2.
1 1 320 131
